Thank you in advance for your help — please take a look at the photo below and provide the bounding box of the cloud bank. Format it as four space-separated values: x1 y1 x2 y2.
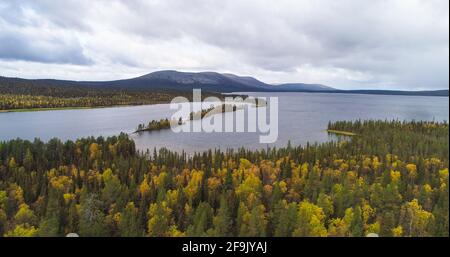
0 0 448 90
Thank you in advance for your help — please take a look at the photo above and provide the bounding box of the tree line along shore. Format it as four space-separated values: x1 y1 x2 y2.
0 81 243 112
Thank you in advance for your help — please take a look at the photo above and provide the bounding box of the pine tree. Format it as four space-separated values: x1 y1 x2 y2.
79 193 107 237
38 188 62 237
186 202 213 236
273 201 297 237
119 202 142 237
212 196 232 236
350 206 364 236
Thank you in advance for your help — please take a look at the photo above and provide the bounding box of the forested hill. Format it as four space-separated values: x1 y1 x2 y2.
0 120 447 237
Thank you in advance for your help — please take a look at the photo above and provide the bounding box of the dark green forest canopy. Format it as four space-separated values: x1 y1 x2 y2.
0 79 238 110
0 120 448 237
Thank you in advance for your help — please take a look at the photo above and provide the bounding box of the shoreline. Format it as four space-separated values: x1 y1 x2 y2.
0 96 254 114
0 106 114 113
0 102 179 113
1 90 446 113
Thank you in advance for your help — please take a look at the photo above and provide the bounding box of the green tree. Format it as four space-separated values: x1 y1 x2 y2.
119 202 142 237
211 196 232 236
186 202 213 236
273 201 298 237
238 204 267 237
317 193 334 219
79 193 107 237
350 206 364 236
38 188 62 237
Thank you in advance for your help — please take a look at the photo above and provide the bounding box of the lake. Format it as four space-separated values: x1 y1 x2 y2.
0 92 448 154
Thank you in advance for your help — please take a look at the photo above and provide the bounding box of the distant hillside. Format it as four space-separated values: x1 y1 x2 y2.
113 70 337 92
324 89 450 97
123 70 275 92
0 70 329 93
1 70 448 96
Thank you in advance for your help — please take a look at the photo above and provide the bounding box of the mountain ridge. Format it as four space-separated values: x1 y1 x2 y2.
0 70 448 96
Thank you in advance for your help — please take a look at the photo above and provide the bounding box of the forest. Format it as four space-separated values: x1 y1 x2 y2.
0 120 448 237
0 79 229 111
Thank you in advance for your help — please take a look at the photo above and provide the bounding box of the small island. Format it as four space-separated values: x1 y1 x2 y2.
135 118 182 133
188 103 243 121
134 103 254 133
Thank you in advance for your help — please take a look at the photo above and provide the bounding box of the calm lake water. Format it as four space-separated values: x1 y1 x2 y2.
0 92 448 154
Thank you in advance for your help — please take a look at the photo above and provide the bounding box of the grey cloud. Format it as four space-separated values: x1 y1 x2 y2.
0 1 92 65
0 0 448 90
0 32 92 65
111 0 448 89
0 0 91 31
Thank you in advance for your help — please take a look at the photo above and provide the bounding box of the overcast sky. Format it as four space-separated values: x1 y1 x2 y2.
0 0 448 90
